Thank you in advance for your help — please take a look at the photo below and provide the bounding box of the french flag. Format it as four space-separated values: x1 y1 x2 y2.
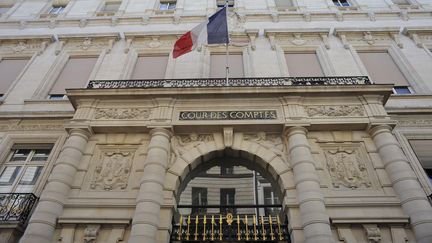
173 7 229 58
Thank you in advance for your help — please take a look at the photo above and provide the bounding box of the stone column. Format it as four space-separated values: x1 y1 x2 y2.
370 125 432 243
20 128 92 243
286 127 333 243
129 128 171 243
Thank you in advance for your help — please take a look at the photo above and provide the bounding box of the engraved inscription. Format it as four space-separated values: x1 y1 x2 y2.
179 110 277 120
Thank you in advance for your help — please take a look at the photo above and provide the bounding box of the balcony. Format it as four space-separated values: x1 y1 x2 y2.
87 76 371 89
0 193 38 225
171 205 290 242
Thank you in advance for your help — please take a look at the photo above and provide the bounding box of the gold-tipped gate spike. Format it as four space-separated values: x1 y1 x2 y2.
178 215 183 240
203 215 207 240
194 215 198 240
237 215 241 240
211 215 215 241
269 215 275 240
219 214 223 241
253 215 258 240
245 215 250 241
261 215 267 240
186 215 191 240
277 215 283 240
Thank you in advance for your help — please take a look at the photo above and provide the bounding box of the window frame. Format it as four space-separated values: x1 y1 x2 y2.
352 44 428 94
159 0 176 10
394 129 432 196
0 134 65 196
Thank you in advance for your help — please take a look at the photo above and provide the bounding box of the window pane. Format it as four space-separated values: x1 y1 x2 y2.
285 53 324 77
103 2 120 12
0 166 21 185
9 149 31 162
0 59 29 95
18 166 43 185
131 56 168 79
50 57 98 94
358 52 409 86
30 149 51 162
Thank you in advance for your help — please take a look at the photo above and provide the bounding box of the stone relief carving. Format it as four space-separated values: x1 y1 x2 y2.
0 123 64 131
0 39 49 55
83 225 100 243
94 108 150 120
306 105 365 117
397 119 432 126
325 147 371 189
363 224 382 243
171 133 214 164
90 151 133 191
244 132 287 161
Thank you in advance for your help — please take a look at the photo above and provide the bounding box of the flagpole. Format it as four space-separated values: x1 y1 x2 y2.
225 0 229 86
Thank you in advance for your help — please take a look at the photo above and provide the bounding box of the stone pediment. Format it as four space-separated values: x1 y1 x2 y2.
55 33 120 55
0 35 53 56
264 28 331 50
402 26 432 48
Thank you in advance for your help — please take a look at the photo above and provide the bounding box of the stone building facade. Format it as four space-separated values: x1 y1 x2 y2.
0 0 431 243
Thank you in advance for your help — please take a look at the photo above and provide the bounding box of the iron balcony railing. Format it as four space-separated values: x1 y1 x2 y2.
87 76 371 89
171 204 290 242
0 193 38 224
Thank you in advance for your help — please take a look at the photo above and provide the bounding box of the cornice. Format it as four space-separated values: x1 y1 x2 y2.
334 27 401 35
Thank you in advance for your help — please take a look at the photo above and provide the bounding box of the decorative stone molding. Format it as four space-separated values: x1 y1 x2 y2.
0 36 52 55
265 29 331 50
243 132 286 160
305 105 365 117
0 122 64 131
363 224 382 243
90 151 133 191
334 28 403 49
171 133 213 159
223 127 234 148
403 27 432 48
83 224 100 243
397 119 432 126
123 33 178 52
324 146 372 189
94 108 150 120
55 33 119 55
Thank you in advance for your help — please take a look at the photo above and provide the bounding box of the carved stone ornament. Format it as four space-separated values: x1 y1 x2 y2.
0 39 49 55
325 147 371 189
171 133 214 164
90 152 133 191
0 123 64 131
83 225 100 243
243 132 286 161
363 224 382 243
94 108 150 120
306 105 365 117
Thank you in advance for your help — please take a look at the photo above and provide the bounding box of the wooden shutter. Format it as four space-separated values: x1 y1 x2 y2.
210 53 244 78
0 59 29 95
131 56 168 79
285 53 324 77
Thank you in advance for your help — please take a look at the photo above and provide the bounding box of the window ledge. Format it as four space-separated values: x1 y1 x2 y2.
95 11 116 17
155 9 175 15
276 7 299 12
39 13 59 19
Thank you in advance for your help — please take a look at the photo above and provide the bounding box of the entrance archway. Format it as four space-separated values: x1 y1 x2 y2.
166 146 293 243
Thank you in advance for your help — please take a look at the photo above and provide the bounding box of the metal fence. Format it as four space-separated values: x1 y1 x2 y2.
0 193 38 224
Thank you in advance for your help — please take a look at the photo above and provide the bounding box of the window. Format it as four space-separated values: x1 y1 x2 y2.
210 53 244 78
220 188 235 214
263 187 280 215
217 0 234 8
49 57 98 98
131 55 168 79
159 0 176 10
409 140 432 185
48 5 66 15
0 6 11 15
221 164 234 175
0 58 30 97
0 145 52 193
392 0 410 5
192 187 207 214
101 2 121 13
333 0 350 7
357 51 410 93
285 52 324 77
394 86 412 94
275 0 293 9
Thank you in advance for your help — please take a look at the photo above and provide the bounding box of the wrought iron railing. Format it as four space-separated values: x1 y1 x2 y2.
0 193 38 224
171 205 290 242
87 76 371 89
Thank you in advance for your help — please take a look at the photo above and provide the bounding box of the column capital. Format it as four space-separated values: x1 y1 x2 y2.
368 125 393 138
285 126 308 137
149 127 172 139
67 127 93 139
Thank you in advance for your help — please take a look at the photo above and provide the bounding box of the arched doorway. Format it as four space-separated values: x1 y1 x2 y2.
169 149 291 242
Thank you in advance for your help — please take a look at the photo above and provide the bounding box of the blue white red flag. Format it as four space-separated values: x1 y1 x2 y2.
173 7 229 58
